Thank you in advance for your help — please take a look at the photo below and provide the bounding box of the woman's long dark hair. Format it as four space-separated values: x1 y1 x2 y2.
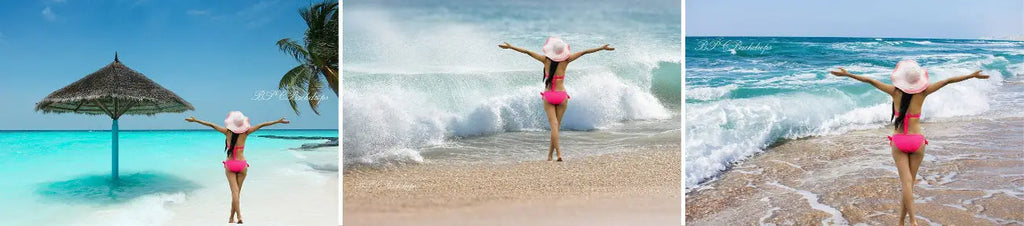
226 133 240 158
544 58 559 89
892 89 914 130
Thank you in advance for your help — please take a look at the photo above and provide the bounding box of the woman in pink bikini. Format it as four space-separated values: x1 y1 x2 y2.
831 60 988 226
499 37 613 162
185 111 289 224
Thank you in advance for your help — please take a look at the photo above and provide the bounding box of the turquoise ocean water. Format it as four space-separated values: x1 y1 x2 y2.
342 0 681 167
0 129 337 225
685 37 1024 189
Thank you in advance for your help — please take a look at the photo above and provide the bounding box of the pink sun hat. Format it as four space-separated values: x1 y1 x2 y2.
224 111 251 134
542 36 571 62
891 60 929 94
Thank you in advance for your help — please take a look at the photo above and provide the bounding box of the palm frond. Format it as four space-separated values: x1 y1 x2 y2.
279 65 314 115
277 0 338 115
301 1 338 71
306 74 324 115
276 38 309 63
279 64 312 90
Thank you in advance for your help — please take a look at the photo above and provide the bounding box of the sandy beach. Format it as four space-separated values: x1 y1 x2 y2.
686 117 1024 225
343 148 681 226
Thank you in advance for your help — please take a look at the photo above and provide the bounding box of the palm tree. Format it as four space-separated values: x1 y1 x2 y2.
277 1 338 115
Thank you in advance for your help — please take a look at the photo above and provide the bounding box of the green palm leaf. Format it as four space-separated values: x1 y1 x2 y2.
277 0 338 115
307 73 324 115
276 38 309 63
279 65 314 115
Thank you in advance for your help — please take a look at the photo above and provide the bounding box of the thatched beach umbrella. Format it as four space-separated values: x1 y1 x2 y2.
35 53 194 180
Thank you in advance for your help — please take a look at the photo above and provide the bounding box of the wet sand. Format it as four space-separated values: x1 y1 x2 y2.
686 117 1024 225
344 149 681 226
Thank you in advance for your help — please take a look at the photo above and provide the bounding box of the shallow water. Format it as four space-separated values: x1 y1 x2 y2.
0 129 337 225
686 112 1024 225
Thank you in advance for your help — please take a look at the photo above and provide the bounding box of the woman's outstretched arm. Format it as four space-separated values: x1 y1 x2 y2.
567 44 614 62
498 42 546 63
185 116 229 133
831 67 896 96
923 70 989 96
248 118 290 133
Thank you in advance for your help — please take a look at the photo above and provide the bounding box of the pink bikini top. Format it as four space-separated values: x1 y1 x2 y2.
544 74 565 80
229 146 244 160
544 74 565 90
893 111 921 134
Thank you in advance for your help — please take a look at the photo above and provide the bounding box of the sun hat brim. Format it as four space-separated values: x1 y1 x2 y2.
542 37 571 62
224 111 251 134
891 60 929 94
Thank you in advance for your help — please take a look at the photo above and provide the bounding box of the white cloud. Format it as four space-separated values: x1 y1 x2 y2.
41 6 57 21
186 9 210 16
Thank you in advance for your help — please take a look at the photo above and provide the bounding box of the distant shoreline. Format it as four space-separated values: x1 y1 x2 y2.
257 135 339 149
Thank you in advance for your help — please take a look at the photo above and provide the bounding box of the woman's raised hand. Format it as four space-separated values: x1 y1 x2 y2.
601 44 615 51
498 42 512 49
278 117 291 124
185 116 197 122
970 70 990 79
830 67 852 77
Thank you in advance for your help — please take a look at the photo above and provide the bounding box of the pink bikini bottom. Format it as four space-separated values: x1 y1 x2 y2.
541 91 569 105
223 160 249 173
888 134 928 153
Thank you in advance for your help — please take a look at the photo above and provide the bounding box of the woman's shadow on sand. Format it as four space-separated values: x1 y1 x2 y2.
35 172 199 205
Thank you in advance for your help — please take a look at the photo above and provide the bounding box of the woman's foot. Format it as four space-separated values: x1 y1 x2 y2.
557 157 563 162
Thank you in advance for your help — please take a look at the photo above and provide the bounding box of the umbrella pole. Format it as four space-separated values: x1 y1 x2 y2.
112 119 119 180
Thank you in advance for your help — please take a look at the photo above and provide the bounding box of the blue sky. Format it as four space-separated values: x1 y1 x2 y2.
0 0 338 130
687 0 1023 40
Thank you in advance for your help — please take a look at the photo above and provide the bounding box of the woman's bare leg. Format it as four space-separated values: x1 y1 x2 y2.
544 102 558 161
225 168 240 223
554 100 568 161
892 147 914 226
235 168 248 223
907 145 925 226
908 145 925 184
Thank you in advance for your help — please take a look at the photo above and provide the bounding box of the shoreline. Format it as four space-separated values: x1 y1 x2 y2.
686 117 1024 225
344 148 681 225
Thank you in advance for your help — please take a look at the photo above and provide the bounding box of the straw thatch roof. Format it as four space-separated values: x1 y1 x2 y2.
35 55 194 119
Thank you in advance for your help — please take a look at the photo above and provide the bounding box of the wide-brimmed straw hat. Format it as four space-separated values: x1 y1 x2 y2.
891 60 929 94
224 111 251 134
542 36 571 62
